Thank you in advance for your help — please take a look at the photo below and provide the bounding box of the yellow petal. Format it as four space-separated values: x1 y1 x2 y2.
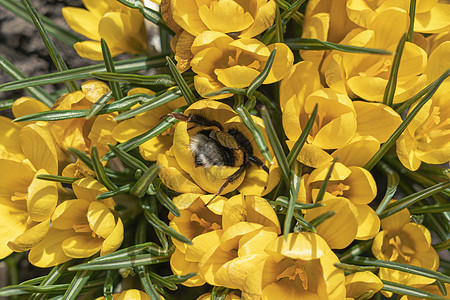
101 217 123 255
216 65 261 88
238 227 279 257
87 201 116 238
380 205 410 232
7 218 50 252
402 223 432 252
170 248 205 287
27 169 58 222
12 97 49 119
28 228 73 267
72 177 109 203
264 43 294 84
304 197 358 249
113 118 149 143
354 205 380 240
345 271 383 299
0 159 34 198
185 230 222 263
238 161 281 197
332 135 380 167
345 167 377 205
62 234 103 258
62 7 101 41
220 222 263 251
114 289 153 300
294 142 333 168
396 132 421 171
194 75 228 99
20 124 58 175
191 31 233 55
157 152 205 194
0 196 28 258
265 232 330 261
81 80 111 103
52 199 91 230
353 101 402 143
414 3 450 33
74 40 122 61
229 38 270 59
198 1 254 33
89 114 117 156
171 0 208 36
240 0 276 38
0 116 23 160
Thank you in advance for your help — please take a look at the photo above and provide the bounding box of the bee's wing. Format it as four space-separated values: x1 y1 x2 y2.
212 131 240 150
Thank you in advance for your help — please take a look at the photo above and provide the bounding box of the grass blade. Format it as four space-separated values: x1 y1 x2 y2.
284 161 302 238
407 0 417 42
285 38 392 54
156 189 181 217
383 33 406 107
62 270 91 300
100 38 123 101
21 0 78 92
92 72 175 86
237 106 273 163
260 105 290 186
382 280 447 299
287 104 317 167
91 146 117 190
142 209 192 245
314 160 337 203
86 91 113 120
0 55 167 92
0 55 55 107
36 174 78 184
130 164 161 198
247 48 277 98
166 56 196 105
375 161 399 215
108 144 148 170
136 266 161 300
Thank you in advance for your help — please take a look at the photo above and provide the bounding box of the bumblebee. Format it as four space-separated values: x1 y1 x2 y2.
167 113 269 204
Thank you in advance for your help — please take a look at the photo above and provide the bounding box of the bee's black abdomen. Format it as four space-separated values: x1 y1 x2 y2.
190 130 236 167
227 128 253 155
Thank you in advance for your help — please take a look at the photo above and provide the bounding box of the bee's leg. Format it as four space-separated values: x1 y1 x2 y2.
248 155 270 174
205 165 246 206
161 113 224 131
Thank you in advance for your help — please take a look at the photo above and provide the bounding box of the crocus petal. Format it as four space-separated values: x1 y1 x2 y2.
87 201 116 239
220 222 264 252
380 206 410 232
27 169 58 222
7 218 50 252
0 159 34 198
0 197 27 258
88 114 117 156
98 12 131 47
62 7 101 41
52 199 90 230
332 135 380 167
216 65 261 88
170 248 205 287
74 41 122 61
263 43 294 84
28 228 73 267
198 0 254 33
414 3 450 33
345 271 383 299
0 117 23 160
353 101 402 143
265 232 329 261
396 132 421 171
304 197 358 249
186 230 222 263
402 223 432 252
101 217 123 255
12 97 49 119
20 124 58 175
113 118 149 142
191 31 234 55
354 205 380 240
345 167 377 205
171 0 208 36
240 0 276 38
295 142 333 168
72 177 109 203
62 234 104 258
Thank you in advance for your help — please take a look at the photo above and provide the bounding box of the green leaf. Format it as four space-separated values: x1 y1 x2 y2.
380 181 450 219
36 174 78 184
237 106 273 163
148 272 178 291
136 266 162 300
96 184 132 200
29 261 74 300
274 0 303 23
433 239 450 252
275 7 283 43
338 240 373 262
287 104 318 167
156 189 181 217
0 284 69 296
103 109 183 160
364 69 450 170
108 144 148 170
315 160 337 203
103 270 115 300
409 203 450 214
21 0 78 92
92 71 175 87
211 286 230 300
91 146 117 190
116 0 173 34
382 280 447 299
348 256 450 283
0 99 14 111
68 147 94 170
0 55 55 107
292 211 316 233
166 57 196 105
62 270 92 300
280 0 306 21
383 33 406 107
86 91 113 120
275 196 324 210
114 88 184 121
309 211 336 227
69 254 170 271
142 209 192 245
100 39 123 101
205 87 246 98
334 263 378 273
407 0 417 42
375 161 399 215
247 48 277 98
0 55 167 92
284 161 302 238
285 38 392 54
130 164 161 198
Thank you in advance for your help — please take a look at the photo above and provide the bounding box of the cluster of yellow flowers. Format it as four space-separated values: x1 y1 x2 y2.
0 0 449 299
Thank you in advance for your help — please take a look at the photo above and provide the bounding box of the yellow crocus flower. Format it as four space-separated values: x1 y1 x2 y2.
62 0 148 60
